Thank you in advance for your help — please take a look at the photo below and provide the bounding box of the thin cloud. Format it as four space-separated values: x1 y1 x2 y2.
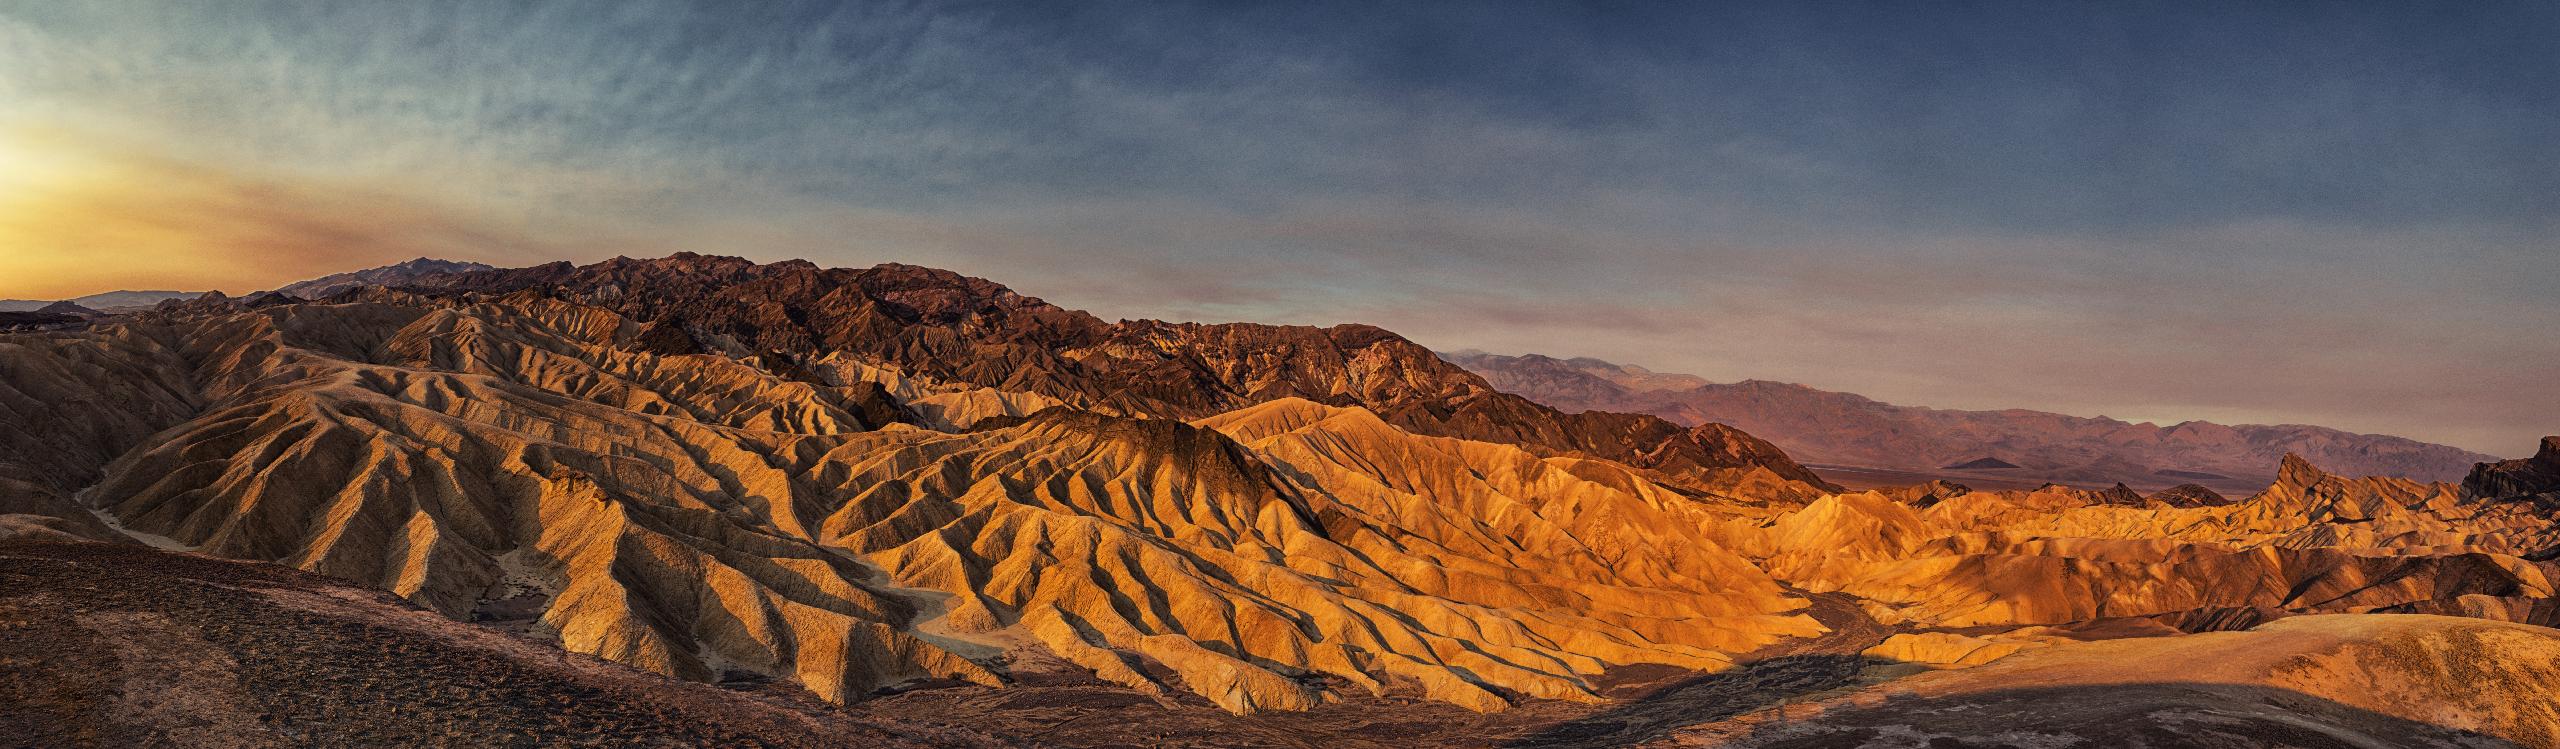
0 2 2549 453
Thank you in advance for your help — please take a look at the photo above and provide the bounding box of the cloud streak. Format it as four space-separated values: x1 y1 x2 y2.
0 1 2551 454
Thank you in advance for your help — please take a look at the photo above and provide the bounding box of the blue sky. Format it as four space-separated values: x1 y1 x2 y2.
1 1 2553 453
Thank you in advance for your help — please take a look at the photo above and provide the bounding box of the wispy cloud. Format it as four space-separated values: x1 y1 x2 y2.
0 1 2550 453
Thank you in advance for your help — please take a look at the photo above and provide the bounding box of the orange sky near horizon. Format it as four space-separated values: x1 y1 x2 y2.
0 127 522 300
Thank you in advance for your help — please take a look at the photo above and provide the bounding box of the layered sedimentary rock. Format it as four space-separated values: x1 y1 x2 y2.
0 322 199 541
2467 436 2560 506
420 255 1838 497
1857 629 2068 669
5 253 2556 733
1711 451 2560 630
56 299 992 702
0 285 1826 715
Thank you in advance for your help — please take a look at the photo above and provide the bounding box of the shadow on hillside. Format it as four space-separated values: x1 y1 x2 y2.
1503 676 2523 749
12 542 2535 749
1500 653 1871 748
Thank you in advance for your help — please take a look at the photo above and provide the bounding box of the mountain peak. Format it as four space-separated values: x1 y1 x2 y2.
2460 436 2560 501
2276 453 2329 488
2102 482 2143 502
34 300 97 316
2148 483 2232 507
3 251 2551 738
1 290 208 313
276 257 496 299
1449 350 2492 487
1944 456 2020 470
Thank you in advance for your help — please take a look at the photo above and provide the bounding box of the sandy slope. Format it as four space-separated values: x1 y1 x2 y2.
2 255 2555 738
1665 614 2560 748
0 297 1827 714
0 540 1000 748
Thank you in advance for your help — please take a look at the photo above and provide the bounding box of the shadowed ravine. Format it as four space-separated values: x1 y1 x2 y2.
4 255 2559 748
16 540 2559 748
1504 591 1894 748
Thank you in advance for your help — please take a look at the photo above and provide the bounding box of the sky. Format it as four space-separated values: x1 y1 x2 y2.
0 1 2553 454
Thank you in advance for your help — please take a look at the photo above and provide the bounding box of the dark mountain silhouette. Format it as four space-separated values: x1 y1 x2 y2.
1446 349 2497 490
0 290 206 313
3 254 2554 746
412 254 1838 496
273 257 495 299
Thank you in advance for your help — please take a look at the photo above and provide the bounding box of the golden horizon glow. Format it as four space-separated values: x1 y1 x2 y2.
0 127 99 196
0 125 517 300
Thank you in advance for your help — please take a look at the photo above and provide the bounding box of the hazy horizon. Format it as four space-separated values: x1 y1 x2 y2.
2 1 2552 455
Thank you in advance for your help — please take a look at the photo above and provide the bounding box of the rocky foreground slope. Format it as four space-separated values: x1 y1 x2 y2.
1445 350 2497 490
0 541 998 749
1 254 2555 746
1658 614 2560 748
0 261 1833 716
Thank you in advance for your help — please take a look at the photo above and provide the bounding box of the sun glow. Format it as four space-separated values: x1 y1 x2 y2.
0 125 321 298
0 125 521 300
0 126 99 197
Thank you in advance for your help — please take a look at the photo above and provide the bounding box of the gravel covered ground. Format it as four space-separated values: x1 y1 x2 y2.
0 540 1005 749
0 540 1908 748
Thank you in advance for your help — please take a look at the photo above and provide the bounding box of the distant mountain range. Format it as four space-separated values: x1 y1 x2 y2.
0 258 492 317
6 253 2559 746
1442 350 2498 489
0 290 205 313
274 257 494 299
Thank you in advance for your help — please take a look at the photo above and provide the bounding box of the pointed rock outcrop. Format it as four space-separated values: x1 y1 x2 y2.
2464 436 2560 503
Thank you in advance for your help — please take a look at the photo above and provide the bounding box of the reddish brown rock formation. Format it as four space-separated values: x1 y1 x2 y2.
2467 436 2560 504
419 254 1837 496
273 257 495 299
2 254 2552 744
2093 482 2146 506
0 282 1826 715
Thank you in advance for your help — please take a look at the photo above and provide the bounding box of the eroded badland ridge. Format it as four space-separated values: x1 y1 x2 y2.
4 253 2557 748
